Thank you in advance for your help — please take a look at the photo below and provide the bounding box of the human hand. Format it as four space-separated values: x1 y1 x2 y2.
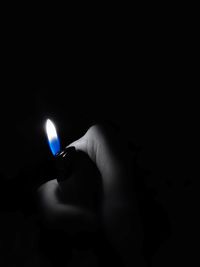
37 123 145 266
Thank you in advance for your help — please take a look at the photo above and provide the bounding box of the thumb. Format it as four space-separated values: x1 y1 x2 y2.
67 136 88 155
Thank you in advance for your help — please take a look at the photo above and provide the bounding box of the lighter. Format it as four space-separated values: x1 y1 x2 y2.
45 119 79 185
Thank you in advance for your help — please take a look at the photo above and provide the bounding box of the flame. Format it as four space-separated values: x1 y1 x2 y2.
45 119 61 156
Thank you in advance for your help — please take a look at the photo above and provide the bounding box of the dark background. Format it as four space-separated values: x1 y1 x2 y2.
0 11 198 266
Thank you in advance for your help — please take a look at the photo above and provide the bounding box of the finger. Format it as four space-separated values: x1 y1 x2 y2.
36 179 98 233
66 136 88 154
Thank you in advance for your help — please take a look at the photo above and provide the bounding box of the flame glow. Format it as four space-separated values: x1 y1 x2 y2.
45 119 61 156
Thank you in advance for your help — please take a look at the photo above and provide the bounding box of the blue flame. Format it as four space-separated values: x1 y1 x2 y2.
48 137 61 156
45 119 61 156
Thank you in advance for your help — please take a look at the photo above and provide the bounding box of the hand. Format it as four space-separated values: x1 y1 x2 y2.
36 123 146 266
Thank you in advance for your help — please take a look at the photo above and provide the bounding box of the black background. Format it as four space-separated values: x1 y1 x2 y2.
0 11 198 266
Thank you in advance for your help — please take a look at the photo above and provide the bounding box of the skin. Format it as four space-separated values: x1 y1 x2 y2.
36 124 146 266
